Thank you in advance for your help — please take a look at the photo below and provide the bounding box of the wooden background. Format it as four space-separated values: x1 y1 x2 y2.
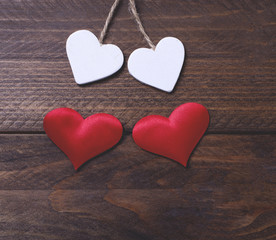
0 0 275 239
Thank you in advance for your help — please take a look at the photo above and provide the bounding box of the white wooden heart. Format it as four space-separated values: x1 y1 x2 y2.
128 37 185 92
66 30 124 85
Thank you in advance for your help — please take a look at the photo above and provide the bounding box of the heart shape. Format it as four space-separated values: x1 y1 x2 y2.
66 30 124 84
132 103 209 166
43 108 123 170
128 37 185 92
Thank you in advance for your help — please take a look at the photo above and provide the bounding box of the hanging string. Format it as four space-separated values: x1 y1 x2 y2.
98 0 155 49
128 0 156 50
99 0 121 44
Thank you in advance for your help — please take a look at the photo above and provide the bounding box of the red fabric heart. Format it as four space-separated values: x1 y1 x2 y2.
132 103 209 166
43 108 123 170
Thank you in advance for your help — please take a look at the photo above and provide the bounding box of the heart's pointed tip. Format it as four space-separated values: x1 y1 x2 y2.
159 85 174 93
166 87 174 93
75 78 99 85
181 163 188 168
73 164 82 171
71 157 86 171
182 160 188 167
174 155 189 168
75 79 86 85
73 165 79 171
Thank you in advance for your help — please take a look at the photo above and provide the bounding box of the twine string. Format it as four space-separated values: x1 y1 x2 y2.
128 0 156 49
99 0 121 44
99 0 155 50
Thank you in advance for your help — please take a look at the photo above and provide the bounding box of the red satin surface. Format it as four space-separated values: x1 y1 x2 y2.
43 108 123 170
132 103 209 166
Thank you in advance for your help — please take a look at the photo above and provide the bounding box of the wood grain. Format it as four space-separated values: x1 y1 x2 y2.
0 1 275 239
0 134 275 239
0 134 275 190
0 0 275 132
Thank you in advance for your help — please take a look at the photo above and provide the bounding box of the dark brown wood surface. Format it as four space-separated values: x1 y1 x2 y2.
0 0 275 239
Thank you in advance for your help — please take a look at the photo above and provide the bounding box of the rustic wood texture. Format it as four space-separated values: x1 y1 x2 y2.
0 134 276 240
0 0 275 132
0 0 275 239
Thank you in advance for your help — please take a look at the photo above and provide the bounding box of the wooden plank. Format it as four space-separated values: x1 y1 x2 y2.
0 134 275 190
0 1 275 239
0 189 275 240
0 0 275 132
0 134 275 239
